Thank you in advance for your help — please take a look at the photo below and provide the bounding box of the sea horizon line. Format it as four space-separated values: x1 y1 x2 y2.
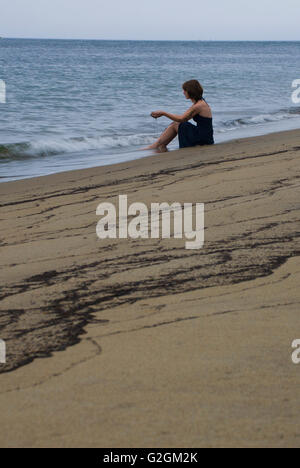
2 37 300 42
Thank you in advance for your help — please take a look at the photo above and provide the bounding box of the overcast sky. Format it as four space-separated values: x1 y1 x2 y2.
1 0 300 41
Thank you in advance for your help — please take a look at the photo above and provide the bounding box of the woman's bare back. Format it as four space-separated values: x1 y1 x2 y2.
194 99 212 118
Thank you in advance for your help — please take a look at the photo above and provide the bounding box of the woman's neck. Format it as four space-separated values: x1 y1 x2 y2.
191 98 203 104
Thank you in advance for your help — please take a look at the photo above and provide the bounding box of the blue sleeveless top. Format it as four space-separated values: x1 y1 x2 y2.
178 99 214 148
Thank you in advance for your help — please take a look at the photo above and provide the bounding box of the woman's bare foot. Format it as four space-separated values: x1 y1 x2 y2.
156 144 168 153
141 142 169 152
141 143 159 150
140 143 168 152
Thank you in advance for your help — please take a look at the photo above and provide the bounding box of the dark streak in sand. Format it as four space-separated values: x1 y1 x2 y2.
0 141 300 374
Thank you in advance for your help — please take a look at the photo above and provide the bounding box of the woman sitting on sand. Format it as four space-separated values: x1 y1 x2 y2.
144 79 214 152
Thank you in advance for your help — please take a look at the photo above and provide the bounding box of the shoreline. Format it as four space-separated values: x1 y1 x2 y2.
0 127 299 189
0 128 300 447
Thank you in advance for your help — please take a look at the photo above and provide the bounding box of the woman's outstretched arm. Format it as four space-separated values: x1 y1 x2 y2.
151 104 198 122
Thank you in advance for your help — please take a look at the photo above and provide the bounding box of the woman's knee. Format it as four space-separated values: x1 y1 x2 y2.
170 122 179 131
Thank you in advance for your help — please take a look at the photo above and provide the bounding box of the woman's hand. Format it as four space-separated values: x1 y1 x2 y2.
151 111 165 119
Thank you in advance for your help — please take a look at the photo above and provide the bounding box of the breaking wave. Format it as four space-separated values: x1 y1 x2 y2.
217 106 300 133
0 133 157 161
1 107 300 162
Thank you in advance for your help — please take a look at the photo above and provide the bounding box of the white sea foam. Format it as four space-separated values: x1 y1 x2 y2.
216 108 300 133
0 134 157 160
1 109 299 162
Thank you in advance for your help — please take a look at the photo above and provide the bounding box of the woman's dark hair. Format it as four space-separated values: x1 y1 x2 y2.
182 80 204 102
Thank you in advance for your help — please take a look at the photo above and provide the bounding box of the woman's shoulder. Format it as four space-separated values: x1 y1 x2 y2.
197 98 208 106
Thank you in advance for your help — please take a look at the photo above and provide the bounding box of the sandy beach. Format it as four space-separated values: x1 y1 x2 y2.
0 129 300 448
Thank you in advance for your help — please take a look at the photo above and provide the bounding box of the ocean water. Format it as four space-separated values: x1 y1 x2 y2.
0 39 300 182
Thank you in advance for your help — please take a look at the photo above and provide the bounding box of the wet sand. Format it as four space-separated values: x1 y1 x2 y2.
0 129 300 447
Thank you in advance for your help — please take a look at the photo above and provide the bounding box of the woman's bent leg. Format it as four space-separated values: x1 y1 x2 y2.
143 122 179 150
